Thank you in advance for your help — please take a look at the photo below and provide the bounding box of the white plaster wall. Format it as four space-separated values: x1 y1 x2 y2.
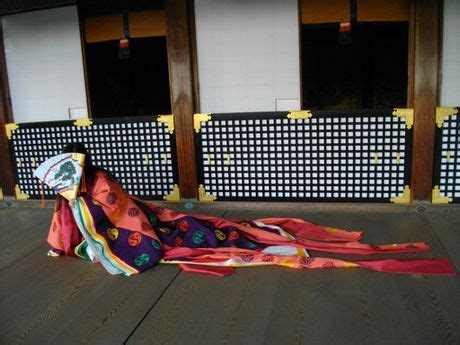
440 0 460 106
194 0 301 113
2 6 88 123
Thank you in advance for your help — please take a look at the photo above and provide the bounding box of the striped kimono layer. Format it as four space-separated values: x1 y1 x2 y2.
62 172 456 277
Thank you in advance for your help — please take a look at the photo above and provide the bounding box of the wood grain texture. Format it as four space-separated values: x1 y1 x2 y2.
127 210 460 345
406 0 415 108
0 207 227 344
411 0 441 201
0 25 15 196
0 208 53 270
188 0 200 114
2 261 180 344
76 4 92 117
424 212 460 271
0 207 459 343
0 245 103 342
165 0 198 198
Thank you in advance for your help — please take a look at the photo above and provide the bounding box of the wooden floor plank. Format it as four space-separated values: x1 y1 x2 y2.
2 206 459 344
0 206 226 344
262 269 460 345
9 263 180 344
126 266 286 345
0 244 107 343
0 238 178 345
0 208 53 270
127 210 460 345
424 212 460 271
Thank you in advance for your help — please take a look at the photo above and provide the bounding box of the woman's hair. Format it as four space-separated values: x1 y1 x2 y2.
56 143 117 210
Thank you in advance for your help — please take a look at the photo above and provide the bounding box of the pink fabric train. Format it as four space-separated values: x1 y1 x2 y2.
47 171 456 276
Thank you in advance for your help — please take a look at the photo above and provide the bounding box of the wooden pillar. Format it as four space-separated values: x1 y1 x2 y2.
189 0 201 114
0 25 15 196
165 0 198 198
411 0 441 201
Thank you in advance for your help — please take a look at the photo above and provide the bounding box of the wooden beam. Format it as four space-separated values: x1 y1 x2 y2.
76 4 92 117
411 0 441 201
165 0 197 198
188 0 200 114
298 0 303 109
406 0 415 108
0 24 15 196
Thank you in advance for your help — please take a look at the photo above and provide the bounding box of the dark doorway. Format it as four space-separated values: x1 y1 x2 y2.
301 22 408 110
85 36 171 117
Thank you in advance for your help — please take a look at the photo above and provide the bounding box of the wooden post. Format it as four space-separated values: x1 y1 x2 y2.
165 0 198 198
406 0 415 108
411 0 441 201
0 25 15 196
188 0 201 114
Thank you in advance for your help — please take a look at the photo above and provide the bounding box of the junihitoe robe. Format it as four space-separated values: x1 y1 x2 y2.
47 172 456 276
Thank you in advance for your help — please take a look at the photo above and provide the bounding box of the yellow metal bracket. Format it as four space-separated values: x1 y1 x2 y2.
0 187 3 200
5 123 19 140
373 153 379 164
392 108 414 129
157 114 175 134
163 184 181 202
287 110 312 120
15 185 29 200
73 118 93 127
431 185 453 204
390 185 411 204
194 114 212 133
436 107 458 128
198 184 216 202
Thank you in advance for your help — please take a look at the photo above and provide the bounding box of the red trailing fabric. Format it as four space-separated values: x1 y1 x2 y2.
170 253 456 276
152 211 433 256
353 258 456 275
163 247 259 261
255 217 363 242
179 264 234 277
141 204 456 276
291 237 431 255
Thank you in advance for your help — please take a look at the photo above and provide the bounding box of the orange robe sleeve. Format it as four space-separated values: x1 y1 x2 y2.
47 200 82 256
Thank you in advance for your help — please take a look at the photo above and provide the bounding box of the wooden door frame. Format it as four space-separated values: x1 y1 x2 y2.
297 0 441 202
188 0 201 114
165 0 198 199
410 0 442 201
0 22 15 196
77 0 199 198
76 5 92 118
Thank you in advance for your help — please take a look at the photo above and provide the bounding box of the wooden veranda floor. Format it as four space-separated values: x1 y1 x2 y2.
1 202 459 344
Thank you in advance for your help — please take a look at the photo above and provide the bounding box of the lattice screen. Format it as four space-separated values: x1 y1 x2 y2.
195 110 413 202
7 116 178 200
433 107 459 203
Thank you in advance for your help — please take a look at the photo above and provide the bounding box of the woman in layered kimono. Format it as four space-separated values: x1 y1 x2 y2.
47 144 455 276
